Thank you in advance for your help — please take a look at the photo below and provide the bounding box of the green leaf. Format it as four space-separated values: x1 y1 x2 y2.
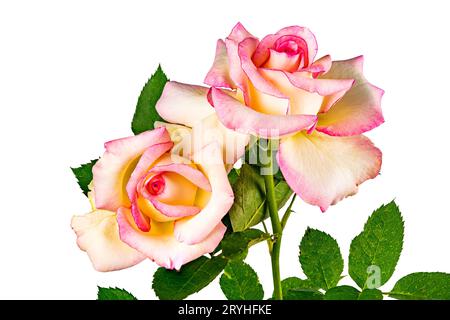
228 168 240 185
250 178 292 227
220 260 264 300
349 201 404 289
152 256 227 300
324 286 384 300
221 214 233 233
273 179 293 210
229 164 265 231
221 229 270 260
299 228 344 290
324 286 360 300
244 139 275 170
284 289 324 300
244 138 267 167
273 167 286 181
278 277 323 300
229 164 293 231
227 168 240 186
358 289 383 300
322 286 384 301
244 138 287 182
97 287 137 300
71 159 98 196
389 272 450 300
131 65 168 135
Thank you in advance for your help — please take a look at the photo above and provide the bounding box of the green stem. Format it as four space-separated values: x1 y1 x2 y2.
261 221 273 253
263 140 283 300
281 194 296 230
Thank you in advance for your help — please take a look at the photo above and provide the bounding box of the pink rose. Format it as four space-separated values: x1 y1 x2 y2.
205 23 384 211
72 117 246 271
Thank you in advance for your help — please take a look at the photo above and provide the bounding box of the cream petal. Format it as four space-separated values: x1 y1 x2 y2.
204 39 235 89
317 56 384 136
93 127 171 211
155 82 215 128
71 210 145 272
278 131 382 211
209 87 317 138
117 207 226 270
173 142 233 245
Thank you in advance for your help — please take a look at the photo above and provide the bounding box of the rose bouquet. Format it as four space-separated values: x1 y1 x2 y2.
71 23 450 300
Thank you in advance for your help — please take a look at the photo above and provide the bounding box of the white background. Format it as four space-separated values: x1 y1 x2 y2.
1 0 449 299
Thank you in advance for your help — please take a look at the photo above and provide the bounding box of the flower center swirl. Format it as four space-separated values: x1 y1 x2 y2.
145 174 165 196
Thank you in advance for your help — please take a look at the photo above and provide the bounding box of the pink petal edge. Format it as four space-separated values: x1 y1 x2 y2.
150 163 212 192
209 87 317 138
93 127 171 211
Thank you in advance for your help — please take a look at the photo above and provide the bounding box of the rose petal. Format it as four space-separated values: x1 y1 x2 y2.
302 55 332 77
252 34 283 67
204 39 235 89
317 56 385 136
155 82 215 127
139 153 197 203
149 197 201 218
136 156 200 223
93 127 171 211
154 121 193 159
191 113 249 166
224 22 257 93
263 49 301 72
126 141 174 201
275 26 318 66
87 182 96 210
277 131 382 212
210 87 317 138
130 199 151 232
238 37 286 99
156 84 249 164
253 26 318 68
150 163 211 191
117 207 226 270
259 68 354 115
71 210 145 272
172 142 233 245
246 80 290 115
227 22 255 42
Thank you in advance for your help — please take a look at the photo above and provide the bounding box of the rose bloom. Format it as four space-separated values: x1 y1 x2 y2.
71 102 248 271
204 23 384 211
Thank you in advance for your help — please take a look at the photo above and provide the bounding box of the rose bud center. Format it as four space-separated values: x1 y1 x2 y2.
145 174 165 196
276 40 299 55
